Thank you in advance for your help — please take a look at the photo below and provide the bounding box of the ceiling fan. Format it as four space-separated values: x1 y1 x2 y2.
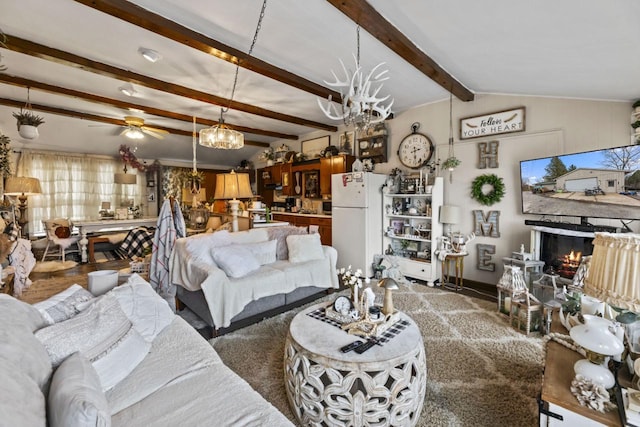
120 116 169 139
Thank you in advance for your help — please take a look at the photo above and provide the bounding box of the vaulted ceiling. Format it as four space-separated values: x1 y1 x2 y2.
1 0 638 167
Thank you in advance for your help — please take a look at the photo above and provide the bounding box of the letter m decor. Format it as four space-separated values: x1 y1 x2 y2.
473 210 500 237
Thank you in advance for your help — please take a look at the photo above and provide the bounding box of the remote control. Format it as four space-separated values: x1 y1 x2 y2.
354 340 376 354
340 340 363 353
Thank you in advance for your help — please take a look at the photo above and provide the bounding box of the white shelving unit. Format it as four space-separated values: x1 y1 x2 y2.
382 176 443 286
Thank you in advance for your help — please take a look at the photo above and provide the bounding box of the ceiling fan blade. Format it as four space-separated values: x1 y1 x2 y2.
141 128 165 139
141 125 169 135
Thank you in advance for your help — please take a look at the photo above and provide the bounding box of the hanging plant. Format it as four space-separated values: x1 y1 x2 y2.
441 157 461 170
471 173 505 206
12 109 45 128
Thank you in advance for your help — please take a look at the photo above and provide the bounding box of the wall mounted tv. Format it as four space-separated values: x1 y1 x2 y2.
520 144 640 221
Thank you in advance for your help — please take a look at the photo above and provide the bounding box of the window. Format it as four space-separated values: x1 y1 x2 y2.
15 150 144 235
607 180 615 188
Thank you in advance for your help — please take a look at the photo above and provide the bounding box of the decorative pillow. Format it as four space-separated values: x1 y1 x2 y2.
35 294 151 391
0 293 46 332
267 226 309 260
286 233 325 263
211 245 261 278
110 274 175 342
236 239 277 265
54 226 71 239
47 352 111 427
33 284 95 325
0 361 46 427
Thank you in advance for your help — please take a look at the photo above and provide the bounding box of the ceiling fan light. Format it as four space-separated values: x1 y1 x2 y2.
138 47 162 63
118 84 137 97
199 123 244 149
124 127 144 140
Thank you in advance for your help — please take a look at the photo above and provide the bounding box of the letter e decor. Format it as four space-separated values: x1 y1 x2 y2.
473 210 500 237
477 244 496 272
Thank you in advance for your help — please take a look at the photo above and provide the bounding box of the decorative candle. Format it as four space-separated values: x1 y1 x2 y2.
504 297 512 314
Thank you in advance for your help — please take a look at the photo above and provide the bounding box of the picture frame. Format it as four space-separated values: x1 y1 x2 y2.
301 135 330 158
338 131 355 155
390 219 404 235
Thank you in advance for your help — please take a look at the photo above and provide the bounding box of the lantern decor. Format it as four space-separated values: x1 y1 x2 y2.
497 265 543 334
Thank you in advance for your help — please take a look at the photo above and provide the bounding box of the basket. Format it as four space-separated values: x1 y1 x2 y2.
129 261 150 274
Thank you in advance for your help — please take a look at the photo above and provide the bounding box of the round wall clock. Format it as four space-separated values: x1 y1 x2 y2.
397 122 434 169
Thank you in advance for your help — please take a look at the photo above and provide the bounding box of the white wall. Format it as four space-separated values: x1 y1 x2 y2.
257 94 637 284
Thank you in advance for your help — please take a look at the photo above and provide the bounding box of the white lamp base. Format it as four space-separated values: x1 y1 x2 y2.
574 359 615 389
229 199 240 232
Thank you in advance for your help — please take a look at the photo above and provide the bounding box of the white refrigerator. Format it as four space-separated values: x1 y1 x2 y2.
331 172 387 277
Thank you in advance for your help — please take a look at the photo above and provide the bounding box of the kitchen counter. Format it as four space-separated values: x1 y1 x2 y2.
271 212 331 218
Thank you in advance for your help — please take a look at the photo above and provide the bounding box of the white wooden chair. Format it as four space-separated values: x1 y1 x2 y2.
41 218 80 262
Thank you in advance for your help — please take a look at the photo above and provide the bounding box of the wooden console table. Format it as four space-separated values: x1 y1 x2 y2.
75 217 157 263
539 311 630 426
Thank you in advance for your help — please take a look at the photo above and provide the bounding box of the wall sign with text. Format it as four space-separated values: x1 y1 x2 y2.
460 107 525 140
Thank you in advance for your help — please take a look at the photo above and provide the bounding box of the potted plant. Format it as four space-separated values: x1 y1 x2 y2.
441 156 461 171
12 109 45 140
258 147 275 166
632 120 640 134
633 99 640 116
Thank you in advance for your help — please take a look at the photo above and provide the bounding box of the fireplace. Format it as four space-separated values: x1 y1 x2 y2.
530 226 594 282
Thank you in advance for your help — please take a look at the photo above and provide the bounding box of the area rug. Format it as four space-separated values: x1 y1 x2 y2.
93 249 127 263
31 260 78 273
210 282 544 427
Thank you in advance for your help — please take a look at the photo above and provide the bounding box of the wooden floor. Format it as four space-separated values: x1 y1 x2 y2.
19 259 131 304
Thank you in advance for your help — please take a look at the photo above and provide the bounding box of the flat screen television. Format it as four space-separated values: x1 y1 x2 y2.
519 144 640 221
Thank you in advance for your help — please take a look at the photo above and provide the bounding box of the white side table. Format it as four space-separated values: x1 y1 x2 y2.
284 303 426 426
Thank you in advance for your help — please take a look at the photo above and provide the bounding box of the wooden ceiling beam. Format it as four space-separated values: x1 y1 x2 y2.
0 97 270 147
73 0 343 104
326 0 474 102
3 34 337 131
0 74 297 140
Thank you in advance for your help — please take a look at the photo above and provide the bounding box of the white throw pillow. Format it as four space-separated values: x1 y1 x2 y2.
110 274 175 342
0 325 52 393
236 239 277 265
32 284 95 325
0 361 46 427
286 233 324 263
48 352 111 427
211 245 261 278
35 294 151 391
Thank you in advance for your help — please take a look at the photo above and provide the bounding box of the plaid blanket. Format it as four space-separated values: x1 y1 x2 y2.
119 226 155 258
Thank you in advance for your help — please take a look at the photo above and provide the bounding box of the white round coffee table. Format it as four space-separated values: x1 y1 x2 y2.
284 302 426 426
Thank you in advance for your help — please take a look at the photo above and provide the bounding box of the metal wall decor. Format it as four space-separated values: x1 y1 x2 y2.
477 244 496 271
478 140 499 169
473 210 500 237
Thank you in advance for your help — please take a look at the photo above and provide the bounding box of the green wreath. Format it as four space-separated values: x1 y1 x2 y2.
471 174 505 206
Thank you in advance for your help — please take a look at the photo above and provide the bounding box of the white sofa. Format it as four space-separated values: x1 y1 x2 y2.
170 226 339 334
0 275 293 427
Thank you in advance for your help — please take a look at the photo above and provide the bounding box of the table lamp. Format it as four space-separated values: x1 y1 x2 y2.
4 176 42 236
439 205 461 237
181 187 207 209
214 170 253 232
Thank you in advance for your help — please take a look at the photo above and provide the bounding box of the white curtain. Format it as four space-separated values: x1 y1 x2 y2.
584 232 640 312
16 150 145 235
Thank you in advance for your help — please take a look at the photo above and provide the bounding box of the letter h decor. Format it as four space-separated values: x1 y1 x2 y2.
478 140 499 169
473 210 500 237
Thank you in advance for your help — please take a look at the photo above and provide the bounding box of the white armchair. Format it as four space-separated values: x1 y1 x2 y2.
41 218 80 262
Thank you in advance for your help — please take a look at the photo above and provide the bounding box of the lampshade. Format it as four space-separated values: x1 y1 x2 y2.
182 187 207 204
439 205 461 224
214 171 253 200
4 176 42 195
583 232 640 312
101 201 111 210
114 172 137 185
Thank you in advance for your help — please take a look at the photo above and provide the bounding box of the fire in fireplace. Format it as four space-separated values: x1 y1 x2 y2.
531 226 594 281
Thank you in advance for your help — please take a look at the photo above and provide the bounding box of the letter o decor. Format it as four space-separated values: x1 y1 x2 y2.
471 174 505 206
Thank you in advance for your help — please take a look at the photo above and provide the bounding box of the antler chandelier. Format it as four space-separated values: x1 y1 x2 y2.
318 26 393 133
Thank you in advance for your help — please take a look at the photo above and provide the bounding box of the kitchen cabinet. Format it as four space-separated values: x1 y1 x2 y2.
382 177 443 286
271 213 332 246
320 155 355 195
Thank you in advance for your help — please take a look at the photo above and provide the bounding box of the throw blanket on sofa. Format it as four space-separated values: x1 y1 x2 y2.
150 199 185 309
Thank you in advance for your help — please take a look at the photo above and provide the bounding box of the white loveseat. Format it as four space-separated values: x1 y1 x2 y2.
0 275 293 426
170 226 339 334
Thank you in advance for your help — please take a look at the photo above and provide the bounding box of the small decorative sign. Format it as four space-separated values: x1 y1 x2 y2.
460 107 525 140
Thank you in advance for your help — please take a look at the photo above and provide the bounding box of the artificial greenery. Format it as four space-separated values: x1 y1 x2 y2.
633 99 640 109
441 156 461 170
632 120 640 129
0 134 11 177
12 109 45 128
471 173 505 206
